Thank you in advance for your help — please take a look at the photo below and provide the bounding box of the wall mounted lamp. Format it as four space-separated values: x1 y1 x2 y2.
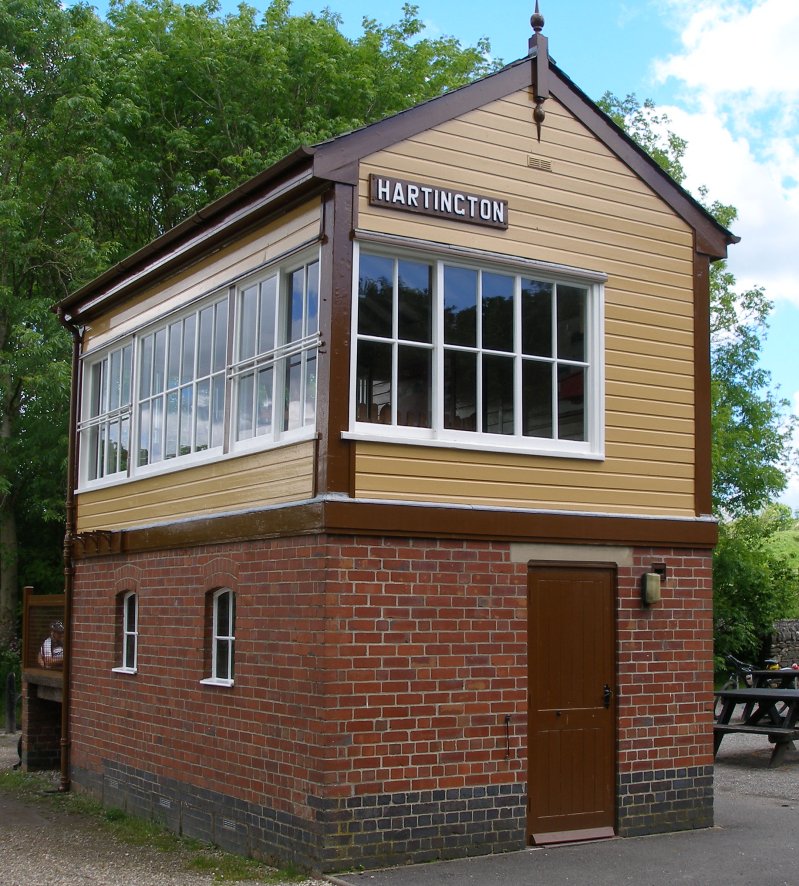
641 563 667 608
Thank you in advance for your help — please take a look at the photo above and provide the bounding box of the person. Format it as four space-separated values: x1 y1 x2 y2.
38 620 64 669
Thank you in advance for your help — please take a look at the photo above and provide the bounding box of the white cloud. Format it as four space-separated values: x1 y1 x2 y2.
652 0 799 307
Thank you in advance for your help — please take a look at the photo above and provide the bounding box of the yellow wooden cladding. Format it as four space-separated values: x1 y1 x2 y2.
76 441 316 533
354 90 700 516
83 199 322 352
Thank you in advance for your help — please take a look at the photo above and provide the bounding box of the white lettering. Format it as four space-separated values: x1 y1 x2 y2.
392 182 405 204
493 202 505 224
439 191 452 213
467 196 479 217
480 199 491 220
421 186 433 209
407 184 419 207
377 178 390 201
454 194 465 216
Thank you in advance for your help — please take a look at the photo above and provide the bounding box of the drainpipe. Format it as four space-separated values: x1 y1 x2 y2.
55 307 82 792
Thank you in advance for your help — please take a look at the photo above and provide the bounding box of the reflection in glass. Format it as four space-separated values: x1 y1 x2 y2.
398 260 432 343
557 285 586 361
444 266 477 347
444 350 477 430
482 272 514 352
398 346 431 428
482 354 514 435
558 365 586 440
358 254 393 337
522 360 553 438
356 339 392 423
522 279 552 357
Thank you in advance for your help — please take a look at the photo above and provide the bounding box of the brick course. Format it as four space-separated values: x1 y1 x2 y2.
68 535 713 870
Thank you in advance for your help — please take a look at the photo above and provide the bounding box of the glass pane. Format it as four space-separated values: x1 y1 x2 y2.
240 284 258 360
304 353 316 427
139 336 153 399
165 390 179 458
355 340 392 423
522 279 553 357
306 261 319 334
198 306 214 377
106 420 119 475
89 361 104 417
216 591 230 636
215 639 230 680
482 354 514 435
119 417 129 472
444 350 477 431
482 272 514 352
87 427 100 480
125 594 136 631
557 285 586 361
256 367 273 436
121 345 132 406
151 398 164 463
181 314 196 385
167 322 181 389
138 402 150 466
97 426 106 477
109 350 121 411
397 346 431 428
211 375 225 448
289 268 304 343
195 378 210 451
444 266 477 347
285 354 302 431
213 301 228 373
358 254 393 337
237 373 255 440
179 386 193 455
153 329 166 394
558 365 586 440
522 360 553 438
258 276 277 354
398 259 432 343
124 635 135 669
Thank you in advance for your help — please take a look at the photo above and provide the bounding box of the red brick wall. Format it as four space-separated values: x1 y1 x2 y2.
68 535 714 861
617 548 715 774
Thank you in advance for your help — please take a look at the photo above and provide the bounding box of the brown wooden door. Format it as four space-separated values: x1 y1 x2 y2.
527 564 616 844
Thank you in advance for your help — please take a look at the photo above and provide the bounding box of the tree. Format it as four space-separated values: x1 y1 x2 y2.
599 93 799 661
0 0 495 641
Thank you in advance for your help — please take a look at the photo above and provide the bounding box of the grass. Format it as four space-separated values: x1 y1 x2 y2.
0 766 312 884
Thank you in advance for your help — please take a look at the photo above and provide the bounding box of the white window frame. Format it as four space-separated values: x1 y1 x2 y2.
112 591 138 674
201 588 235 687
346 242 605 459
77 249 321 491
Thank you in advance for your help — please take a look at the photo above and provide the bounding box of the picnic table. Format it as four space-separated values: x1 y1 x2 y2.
714 687 799 768
749 668 799 688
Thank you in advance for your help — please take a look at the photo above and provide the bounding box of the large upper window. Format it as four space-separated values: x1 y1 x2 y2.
352 247 603 456
79 253 320 487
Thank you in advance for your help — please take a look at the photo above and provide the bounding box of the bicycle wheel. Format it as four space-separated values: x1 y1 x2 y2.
714 677 738 719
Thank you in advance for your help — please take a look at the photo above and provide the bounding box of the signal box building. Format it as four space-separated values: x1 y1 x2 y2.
56 15 735 873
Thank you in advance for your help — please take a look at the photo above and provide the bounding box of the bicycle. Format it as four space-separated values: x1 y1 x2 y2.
714 653 755 719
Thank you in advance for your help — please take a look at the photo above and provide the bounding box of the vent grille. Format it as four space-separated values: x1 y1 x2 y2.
527 156 553 172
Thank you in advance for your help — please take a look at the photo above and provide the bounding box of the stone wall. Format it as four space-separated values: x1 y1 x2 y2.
771 620 799 666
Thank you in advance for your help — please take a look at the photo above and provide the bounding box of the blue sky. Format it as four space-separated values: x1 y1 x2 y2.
88 0 799 508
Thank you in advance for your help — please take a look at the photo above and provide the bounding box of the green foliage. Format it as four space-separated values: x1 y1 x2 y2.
0 0 494 627
713 507 799 664
600 92 799 658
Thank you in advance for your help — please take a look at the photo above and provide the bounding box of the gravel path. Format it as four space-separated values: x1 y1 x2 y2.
2 727 797 885
0 732 330 886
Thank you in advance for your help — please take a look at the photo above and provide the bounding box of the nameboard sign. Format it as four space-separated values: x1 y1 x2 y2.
369 175 509 230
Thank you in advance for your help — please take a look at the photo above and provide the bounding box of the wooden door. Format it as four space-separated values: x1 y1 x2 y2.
527 564 616 844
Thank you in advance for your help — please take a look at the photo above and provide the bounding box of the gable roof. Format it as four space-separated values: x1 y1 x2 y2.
59 36 737 323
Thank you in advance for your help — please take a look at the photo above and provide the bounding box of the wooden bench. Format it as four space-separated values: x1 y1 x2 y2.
714 687 799 768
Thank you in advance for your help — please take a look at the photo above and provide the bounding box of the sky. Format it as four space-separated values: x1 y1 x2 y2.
87 0 799 510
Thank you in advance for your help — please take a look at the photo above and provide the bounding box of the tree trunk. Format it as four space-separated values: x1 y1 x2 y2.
0 499 18 646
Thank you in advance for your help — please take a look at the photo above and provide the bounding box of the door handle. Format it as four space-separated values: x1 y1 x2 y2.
603 684 613 709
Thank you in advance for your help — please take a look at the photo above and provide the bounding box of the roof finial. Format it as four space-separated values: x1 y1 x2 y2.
531 1 544 35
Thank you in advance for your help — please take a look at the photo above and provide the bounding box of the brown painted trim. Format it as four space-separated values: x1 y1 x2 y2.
73 498 718 558
693 250 713 517
311 61 533 182
321 500 719 548
547 65 736 261
60 172 325 323
315 184 355 496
